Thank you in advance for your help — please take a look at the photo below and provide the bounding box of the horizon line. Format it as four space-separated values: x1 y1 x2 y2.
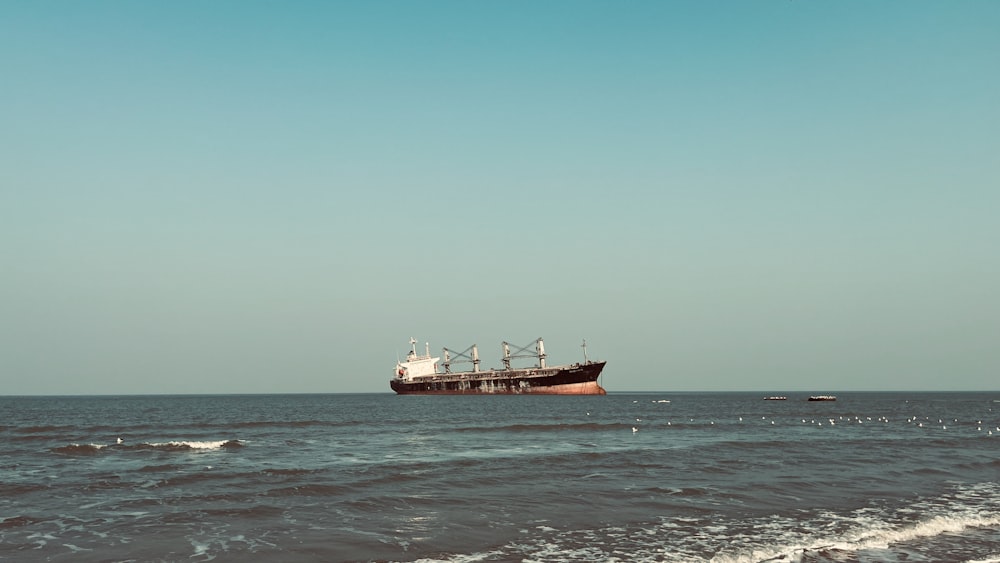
3 390 998 398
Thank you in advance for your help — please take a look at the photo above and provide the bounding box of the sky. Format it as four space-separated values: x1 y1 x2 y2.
2 1 998 394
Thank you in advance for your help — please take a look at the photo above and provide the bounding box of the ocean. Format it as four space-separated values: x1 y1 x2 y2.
1 392 998 562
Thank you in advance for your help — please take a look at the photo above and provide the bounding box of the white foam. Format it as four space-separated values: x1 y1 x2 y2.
190 539 213 560
149 440 233 450
711 498 1000 563
67 443 106 449
848 513 1000 550
412 549 506 562
479 481 1000 563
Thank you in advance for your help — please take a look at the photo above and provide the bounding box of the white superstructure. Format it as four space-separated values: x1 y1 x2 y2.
395 338 440 381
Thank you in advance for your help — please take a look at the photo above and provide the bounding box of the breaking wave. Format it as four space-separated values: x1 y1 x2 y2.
51 443 107 455
713 512 1000 563
432 482 1000 563
136 440 244 451
52 440 243 455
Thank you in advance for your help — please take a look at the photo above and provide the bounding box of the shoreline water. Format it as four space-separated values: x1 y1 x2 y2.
2 392 998 561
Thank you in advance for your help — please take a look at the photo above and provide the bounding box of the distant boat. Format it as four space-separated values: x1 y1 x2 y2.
390 338 606 395
764 396 787 400
808 395 837 401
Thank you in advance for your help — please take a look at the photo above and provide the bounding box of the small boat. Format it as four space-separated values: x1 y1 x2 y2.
764 396 787 400
808 395 837 401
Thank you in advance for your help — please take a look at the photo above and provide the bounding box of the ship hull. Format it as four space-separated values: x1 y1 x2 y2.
390 361 607 395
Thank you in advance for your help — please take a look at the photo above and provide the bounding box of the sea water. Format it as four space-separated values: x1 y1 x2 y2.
1 392 998 562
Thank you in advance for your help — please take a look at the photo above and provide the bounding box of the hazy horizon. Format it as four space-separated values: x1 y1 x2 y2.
3 389 998 398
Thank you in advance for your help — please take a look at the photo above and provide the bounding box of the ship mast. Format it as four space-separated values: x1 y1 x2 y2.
582 339 589 363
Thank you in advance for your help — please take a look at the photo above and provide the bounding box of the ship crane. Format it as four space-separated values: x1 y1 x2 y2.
390 337 606 395
502 338 546 370
441 344 480 374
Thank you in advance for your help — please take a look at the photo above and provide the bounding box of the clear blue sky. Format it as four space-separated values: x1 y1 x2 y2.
2 1 998 394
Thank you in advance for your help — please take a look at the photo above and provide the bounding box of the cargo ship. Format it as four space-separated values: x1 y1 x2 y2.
390 337 606 395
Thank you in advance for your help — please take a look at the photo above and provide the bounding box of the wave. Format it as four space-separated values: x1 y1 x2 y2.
51 439 243 455
743 513 1000 563
847 513 1000 549
16 420 337 436
133 440 244 451
446 482 1000 563
718 483 1000 562
52 443 107 455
